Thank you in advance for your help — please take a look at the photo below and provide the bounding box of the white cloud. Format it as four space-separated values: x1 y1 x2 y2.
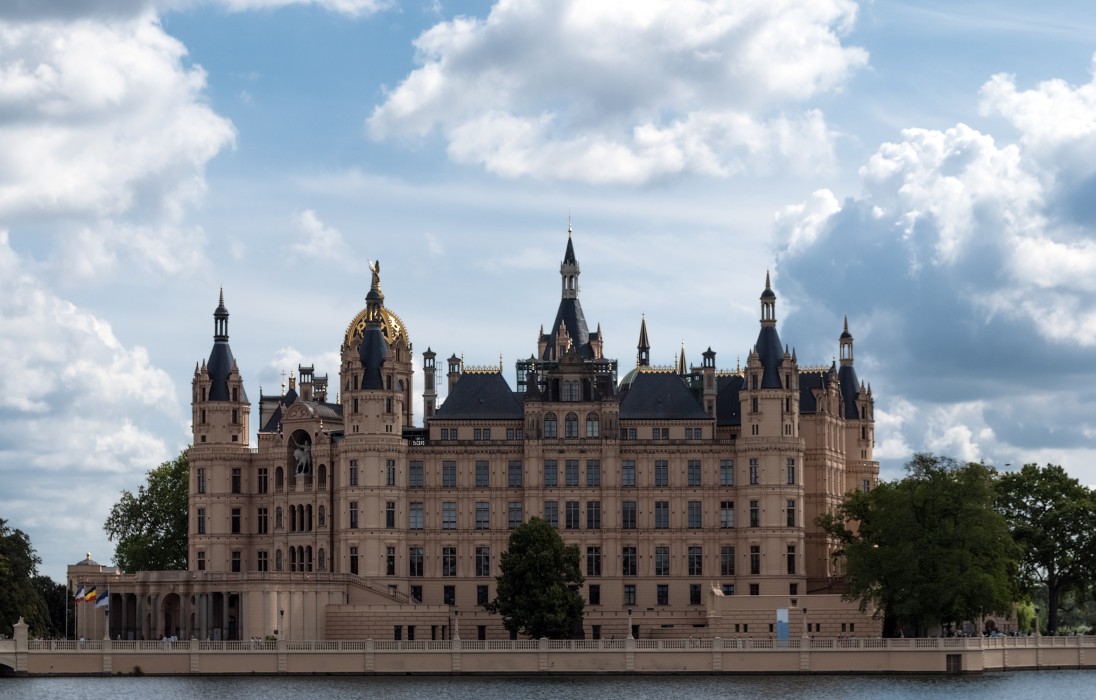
216 0 388 16
289 209 355 267
369 0 867 183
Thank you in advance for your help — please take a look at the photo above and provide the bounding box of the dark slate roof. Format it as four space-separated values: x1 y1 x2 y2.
260 387 297 432
754 325 784 389
206 341 239 401
715 375 744 426
544 297 593 360
563 236 578 265
838 364 861 419
798 371 831 415
259 390 342 432
619 372 708 420
434 372 524 419
358 324 388 390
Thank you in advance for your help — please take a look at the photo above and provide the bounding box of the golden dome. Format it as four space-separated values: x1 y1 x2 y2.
343 306 409 349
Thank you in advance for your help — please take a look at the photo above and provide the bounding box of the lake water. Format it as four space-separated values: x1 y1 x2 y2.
2 671 1094 699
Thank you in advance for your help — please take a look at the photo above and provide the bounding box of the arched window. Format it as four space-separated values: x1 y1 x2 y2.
306 546 313 572
318 505 326 528
289 507 296 532
290 547 297 572
275 467 284 492
544 412 558 438
565 412 579 438
562 381 573 401
306 504 313 531
586 412 600 438
318 548 326 572
318 464 327 490
298 505 305 532
275 549 283 571
275 507 283 530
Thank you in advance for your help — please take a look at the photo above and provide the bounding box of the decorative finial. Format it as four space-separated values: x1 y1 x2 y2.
500 354 504 371
218 287 224 306
843 314 849 333
765 270 771 289
568 212 572 238
86 552 91 560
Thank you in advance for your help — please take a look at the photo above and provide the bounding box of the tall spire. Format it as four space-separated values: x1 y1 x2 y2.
637 315 650 367
207 289 238 401
543 224 592 359
677 342 687 375
214 287 229 342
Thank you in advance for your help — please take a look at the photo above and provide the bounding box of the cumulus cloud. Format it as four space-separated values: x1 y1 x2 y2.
289 209 355 267
217 0 388 15
369 0 867 183
775 55 1096 468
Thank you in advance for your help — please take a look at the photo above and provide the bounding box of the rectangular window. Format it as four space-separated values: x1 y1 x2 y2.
655 545 669 576
720 501 734 529
508 460 522 487
349 460 359 486
409 546 423 577
257 507 268 534
722 584 734 596
257 550 268 572
475 501 489 529
652 427 660 439
543 460 558 487
544 500 559 528
386 501 396 529
655 501 669 529
442 546 457 577
750 500 760 528
474 428 482 440
721 546 735 576
507 501 523 529
621 460 636 487
786 458 796 485
197 468 206 494
720 460 733 486
197 551 206 570
657 584 669 606
688 546 703 576
586 546 602 577
750 545 761 575
588 584 601 605
386 546 395 576
622 546 637 576
477 585 489 606
476 460 490 487
654 460 669 487
787 499 797 528
197 507 206 534
410 585 422 602
231 550 241 573
350 546 359 575
749 459 759 485
565 500 580 529
475 546 491 577
350 502 360 529
622 501 637 530
586 460 601 487
442 460 457 487
586 500 601 529
257 468 268 494
687 500 702 529
687 460 702 486
689 584 701 605
409 502 423 529
231 468 241 494
386 460 396 486
623 584 636 606
409 461 424 487
749 584 760 596
482 428 490 440
787 545 796 575
442 501 457 530
565 460 579 486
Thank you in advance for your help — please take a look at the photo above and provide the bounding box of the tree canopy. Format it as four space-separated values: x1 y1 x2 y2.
996 463 1096 634
488 517 585 639
0 518 50 637
104 449 189 572
820 454 1019 636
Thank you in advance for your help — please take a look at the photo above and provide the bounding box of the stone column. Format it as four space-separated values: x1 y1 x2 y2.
222 591 229 641
181 591 190 639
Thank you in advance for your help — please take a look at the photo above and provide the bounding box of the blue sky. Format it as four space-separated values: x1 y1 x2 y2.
2 0 1096 582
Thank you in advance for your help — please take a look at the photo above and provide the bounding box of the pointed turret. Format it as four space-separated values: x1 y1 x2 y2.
542 224 593 359
838 316 860 418
753 272 784 389
677 343 687 375
359 261 388 390
207 289 246 402
637 316 650 367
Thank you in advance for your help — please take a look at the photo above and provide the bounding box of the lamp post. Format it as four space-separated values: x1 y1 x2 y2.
627 608 634 640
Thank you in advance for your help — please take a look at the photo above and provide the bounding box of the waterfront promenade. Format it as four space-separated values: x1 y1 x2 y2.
4 621 1095 676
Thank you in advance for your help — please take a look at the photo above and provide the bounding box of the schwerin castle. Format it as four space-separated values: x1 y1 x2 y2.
71 230 880 643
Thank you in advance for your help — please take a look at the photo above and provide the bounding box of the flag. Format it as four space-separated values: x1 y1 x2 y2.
84 587 97 604
74 586 86 602
96 592 109 609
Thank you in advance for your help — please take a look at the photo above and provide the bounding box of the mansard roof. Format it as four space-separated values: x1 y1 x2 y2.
619 371 708 420
715 374 744 426
798 370 832 414
434 372 524 420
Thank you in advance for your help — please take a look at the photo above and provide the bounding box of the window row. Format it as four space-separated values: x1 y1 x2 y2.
437 428 525 441
195 546 327 574
196 466 331 495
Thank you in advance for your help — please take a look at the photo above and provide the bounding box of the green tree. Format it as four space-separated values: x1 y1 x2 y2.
996 463 1096 634
0 518 50 637
34 575 73 639
488 517 585 639
104 449 189 572
819 454 1019 636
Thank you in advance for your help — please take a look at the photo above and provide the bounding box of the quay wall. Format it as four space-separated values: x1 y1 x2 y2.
5 632 1096 676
